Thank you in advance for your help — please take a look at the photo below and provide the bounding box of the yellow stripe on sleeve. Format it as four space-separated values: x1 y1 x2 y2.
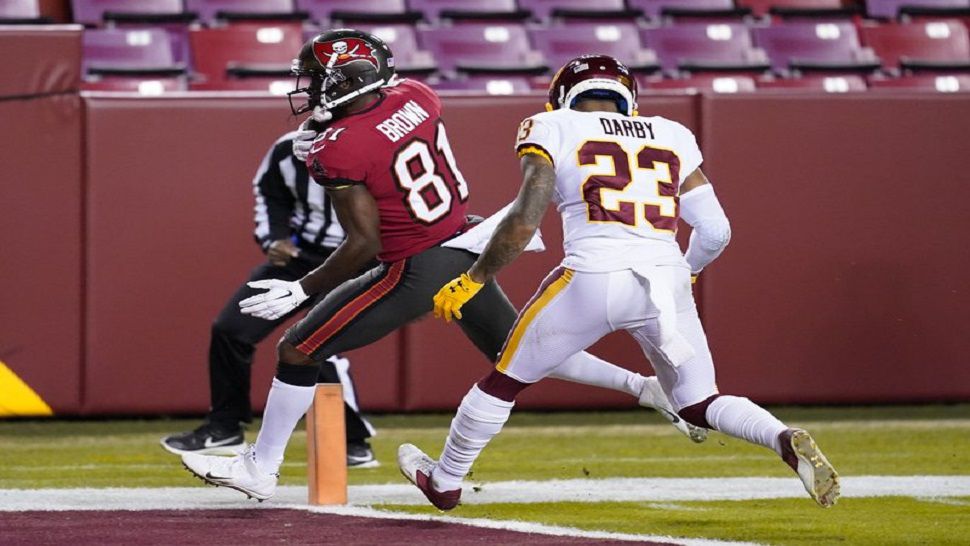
496 269 574 373
517 145 554 166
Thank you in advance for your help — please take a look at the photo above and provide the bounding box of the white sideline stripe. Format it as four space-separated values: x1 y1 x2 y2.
1 476 968 512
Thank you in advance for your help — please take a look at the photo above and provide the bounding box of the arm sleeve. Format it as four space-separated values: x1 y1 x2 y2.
680 184 730 274
253 138 297 249
514 114 560 167
306 136 368 190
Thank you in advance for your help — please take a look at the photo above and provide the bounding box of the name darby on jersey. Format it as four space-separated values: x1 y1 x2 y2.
599 117 655 140
376 100 430 142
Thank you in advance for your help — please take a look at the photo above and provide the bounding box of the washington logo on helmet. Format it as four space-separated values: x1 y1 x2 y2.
313 38 380 70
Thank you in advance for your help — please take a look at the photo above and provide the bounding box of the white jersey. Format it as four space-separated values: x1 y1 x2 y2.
515 108 703 272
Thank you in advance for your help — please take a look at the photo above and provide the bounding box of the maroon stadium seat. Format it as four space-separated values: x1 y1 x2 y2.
354 24 437 75
629 0 750 20
408 0 526 21
431 75 534 94
641 23 770 72
81 75 189 93
738 0 852 17
868 72 970 88
82 28 183 75
295 0 416 24
184 0 302 24
865 0 970 19
0 0 51 23
529 23 659 72
517 0 635 20
70 0 188 26
188 23 304 89
752 21 881 72
757 74 868 90
418 23 545 73
641 74 758 92
860 20 970 70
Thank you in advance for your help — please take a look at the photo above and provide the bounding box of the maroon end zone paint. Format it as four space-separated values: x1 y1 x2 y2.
0 510 677 546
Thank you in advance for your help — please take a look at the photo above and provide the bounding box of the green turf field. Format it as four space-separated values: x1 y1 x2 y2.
2 405 969 545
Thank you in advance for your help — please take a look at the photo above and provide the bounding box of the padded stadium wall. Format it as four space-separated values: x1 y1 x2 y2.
2 27 969 416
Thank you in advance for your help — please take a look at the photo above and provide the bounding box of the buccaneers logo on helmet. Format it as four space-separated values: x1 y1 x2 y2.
313 38 380 71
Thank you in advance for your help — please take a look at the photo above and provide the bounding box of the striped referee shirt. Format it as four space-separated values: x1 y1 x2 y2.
253 131 345 254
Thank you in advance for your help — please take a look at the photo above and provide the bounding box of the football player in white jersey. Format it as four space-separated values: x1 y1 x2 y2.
398 55 839 510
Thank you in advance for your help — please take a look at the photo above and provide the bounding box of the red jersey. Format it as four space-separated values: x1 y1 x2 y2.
305 79 469 262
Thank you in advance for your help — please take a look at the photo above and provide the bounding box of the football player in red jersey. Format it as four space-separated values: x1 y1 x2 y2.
181 30 703 500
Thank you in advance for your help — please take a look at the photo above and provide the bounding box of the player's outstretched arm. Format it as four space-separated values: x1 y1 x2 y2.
299 185 383 295
238 185 381 320
431 154 555 322
468 154 556 283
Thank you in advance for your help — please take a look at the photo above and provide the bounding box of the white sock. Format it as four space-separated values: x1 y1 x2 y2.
549 351 645 398
253 378 316 475
433 385 514 491
705 395 788 453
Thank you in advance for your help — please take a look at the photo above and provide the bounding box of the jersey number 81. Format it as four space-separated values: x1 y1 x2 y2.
392 121 469 224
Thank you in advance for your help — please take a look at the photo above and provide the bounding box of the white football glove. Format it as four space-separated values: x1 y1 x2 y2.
292 107 334 162
239 279 309 320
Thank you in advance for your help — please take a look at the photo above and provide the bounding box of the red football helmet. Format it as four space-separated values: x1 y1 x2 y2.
547 55 638 116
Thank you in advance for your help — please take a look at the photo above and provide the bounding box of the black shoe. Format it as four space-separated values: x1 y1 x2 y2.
160 421 245 456
347 440 379 469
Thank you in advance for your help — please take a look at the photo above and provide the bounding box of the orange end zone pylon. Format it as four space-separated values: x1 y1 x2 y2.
306 383 347 505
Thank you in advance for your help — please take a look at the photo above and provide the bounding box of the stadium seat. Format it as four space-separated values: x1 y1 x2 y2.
184 0 304 25
431 75 534 94
629 0 751 20
198 75 298 93
530 23 659 72
71 0 189 26
752 21 882 72
0 0 52 23
295 0 418 24
860 21 970 71
738 0 857 18
641 74 758 92
82 28 184 76
516 0 638 21
868 72 970 89
408 0 528 21
81 75 189 93
641 23 770 73
355 24 437 75
418 24 546 74
865 0 970 19
757 74 868 90
188 23 304 89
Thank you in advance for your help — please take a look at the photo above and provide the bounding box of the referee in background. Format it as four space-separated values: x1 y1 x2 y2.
161 130 377 468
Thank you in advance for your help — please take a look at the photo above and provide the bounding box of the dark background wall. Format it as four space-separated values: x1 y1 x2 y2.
2 28 968 415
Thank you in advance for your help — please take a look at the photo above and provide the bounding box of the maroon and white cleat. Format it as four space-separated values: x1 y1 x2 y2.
397 443 461 511
779 428 840 508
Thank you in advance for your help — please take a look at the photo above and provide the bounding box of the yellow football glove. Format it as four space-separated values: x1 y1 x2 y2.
433 273 484 323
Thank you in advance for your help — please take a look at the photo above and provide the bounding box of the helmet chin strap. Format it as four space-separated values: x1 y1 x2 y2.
321 79 386 110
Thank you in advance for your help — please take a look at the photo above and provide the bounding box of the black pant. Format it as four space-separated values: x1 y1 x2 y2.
285 246 518 364
207 254 372 443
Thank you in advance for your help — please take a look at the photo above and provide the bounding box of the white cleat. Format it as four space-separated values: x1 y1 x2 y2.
181 444 278 501
780 428 840 508
397 444 461 511
638 377 707 443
